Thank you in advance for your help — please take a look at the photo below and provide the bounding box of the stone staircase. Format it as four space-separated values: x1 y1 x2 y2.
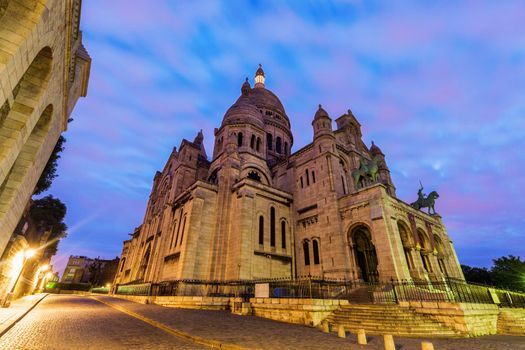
326 304 462 338
497 308 525 335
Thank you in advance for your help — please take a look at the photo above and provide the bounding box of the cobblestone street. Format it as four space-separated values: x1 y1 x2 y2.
0 294 524 350
0 295 206 349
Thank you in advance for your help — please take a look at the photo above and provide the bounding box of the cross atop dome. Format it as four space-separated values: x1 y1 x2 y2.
255 64 265 88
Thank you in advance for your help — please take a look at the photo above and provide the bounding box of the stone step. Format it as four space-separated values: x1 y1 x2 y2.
333 311 415 317
328 327 459 338
328 320 445 328
329 314 429 321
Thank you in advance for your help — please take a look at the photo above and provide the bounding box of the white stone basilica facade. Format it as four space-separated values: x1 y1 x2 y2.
114 66 464 286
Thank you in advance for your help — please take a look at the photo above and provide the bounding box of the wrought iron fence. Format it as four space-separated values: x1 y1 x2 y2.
113 277 525 308
91 287 109 294
116 282 151 296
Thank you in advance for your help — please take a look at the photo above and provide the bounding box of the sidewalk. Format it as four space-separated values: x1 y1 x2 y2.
0 293 48 336
92 295 525 350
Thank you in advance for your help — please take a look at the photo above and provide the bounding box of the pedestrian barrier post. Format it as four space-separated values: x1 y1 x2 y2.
337 325 346 338
357 329 367 345
383 334 395 350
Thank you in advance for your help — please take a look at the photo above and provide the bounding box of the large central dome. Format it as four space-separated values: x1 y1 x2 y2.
221 65 291 132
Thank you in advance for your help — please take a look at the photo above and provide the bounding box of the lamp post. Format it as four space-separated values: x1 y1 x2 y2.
35 264 50 293
2 249 36 308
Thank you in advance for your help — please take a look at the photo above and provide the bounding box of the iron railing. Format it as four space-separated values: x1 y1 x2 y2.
113 277 525 308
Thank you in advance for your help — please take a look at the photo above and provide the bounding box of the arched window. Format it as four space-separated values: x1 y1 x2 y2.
284 142 288 155
300 177 304 188
174 210 184 247
417 229 431 272
281 221 286 249
267 133 273 150
250 134 256 149
170 220 178 248
237 132 243 147
119 257 126 272
303 241 310 266
179 215 187 245
258 216 264 245
306 169 310 186
276 137 282 153
312 171 316 183
256 137 261 152
270 207 276 247
248 170 261 182
397 221 413 270
341 175 347 194
313 240 320 264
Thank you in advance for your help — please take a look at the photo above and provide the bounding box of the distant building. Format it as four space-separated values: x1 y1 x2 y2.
61 256 92 283
114 66 464 285
61 255 120 286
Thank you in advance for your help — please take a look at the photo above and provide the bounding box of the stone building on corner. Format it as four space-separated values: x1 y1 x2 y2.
0 0 90 300
114 66 464 285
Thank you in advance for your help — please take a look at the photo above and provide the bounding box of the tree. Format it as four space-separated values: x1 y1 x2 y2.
33 135 66 195
29 195 68 256
461 265 494 285
491 255 525 292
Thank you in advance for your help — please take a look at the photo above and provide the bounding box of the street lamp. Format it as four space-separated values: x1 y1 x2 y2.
2 248 36 308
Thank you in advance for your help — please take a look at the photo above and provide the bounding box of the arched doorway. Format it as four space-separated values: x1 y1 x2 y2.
350 225 378 282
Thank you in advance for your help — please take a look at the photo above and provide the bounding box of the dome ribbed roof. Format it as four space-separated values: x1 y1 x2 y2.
248 88 287 116
314 104 330 120
221 94 264 129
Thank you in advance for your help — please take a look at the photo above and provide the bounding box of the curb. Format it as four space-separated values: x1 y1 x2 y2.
91 296 249 350
0 293 49 338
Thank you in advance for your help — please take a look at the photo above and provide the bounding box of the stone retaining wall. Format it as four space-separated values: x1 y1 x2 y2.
405 301 500 336
249 298 349 327
111 294 231 310
497 307 525 335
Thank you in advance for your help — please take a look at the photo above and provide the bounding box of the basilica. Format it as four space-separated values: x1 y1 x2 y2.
114 66 464 285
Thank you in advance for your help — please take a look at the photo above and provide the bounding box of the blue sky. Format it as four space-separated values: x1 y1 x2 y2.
49 0 525 275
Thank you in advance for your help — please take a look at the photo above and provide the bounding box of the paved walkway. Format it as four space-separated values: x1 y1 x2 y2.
0 294 206 349
0 293 47 335
0 294 524 349
95 295 525 350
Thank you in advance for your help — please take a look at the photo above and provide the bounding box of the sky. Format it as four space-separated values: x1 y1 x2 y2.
48 0 525 276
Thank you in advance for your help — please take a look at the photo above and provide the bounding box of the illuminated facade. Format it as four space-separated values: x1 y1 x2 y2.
0 0 90 302
114 67 464 285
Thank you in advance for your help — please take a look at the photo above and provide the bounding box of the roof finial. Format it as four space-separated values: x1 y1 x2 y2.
319 104 322 109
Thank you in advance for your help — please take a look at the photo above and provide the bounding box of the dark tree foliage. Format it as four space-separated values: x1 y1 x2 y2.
491 255 525 292
461 255 525 292
29 195 68 256
33 135 66 195
461 265 494 285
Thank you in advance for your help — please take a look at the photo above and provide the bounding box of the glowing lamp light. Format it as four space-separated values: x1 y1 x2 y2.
255 73 265 85
10 252 25 278
24 249 36 259
46 272 53 279
41 264 50 271
105 283 111 288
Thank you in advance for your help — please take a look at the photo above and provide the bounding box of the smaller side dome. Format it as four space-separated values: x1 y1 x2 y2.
370 141 384 156
241 77 251 95
221 81 264 129
313 104 331 121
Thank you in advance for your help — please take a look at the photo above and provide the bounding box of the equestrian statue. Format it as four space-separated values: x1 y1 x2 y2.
351 156 381 189
410 182 439 215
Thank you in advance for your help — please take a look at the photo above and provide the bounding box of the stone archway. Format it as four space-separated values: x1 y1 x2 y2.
350 225 379 282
